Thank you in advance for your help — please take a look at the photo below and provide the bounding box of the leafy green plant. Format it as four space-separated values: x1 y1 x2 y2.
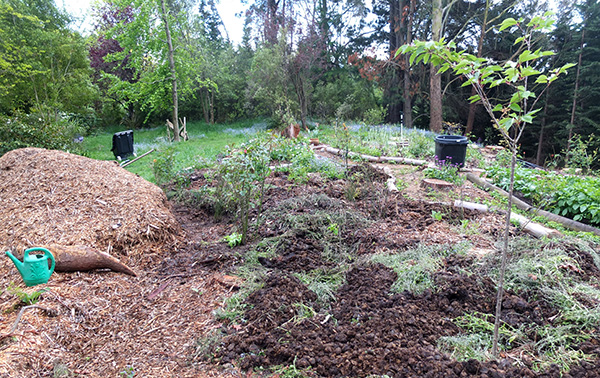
431 210 444 221
215 138 271 244
404 130 435 159
553 178 600 225
487 166 600 226
152 147 177 188
0 113 87 155
565 134 598 172
363 106 386 125
423 159 465 186
224 232 243 248
7 283 47 305
327 222 339 236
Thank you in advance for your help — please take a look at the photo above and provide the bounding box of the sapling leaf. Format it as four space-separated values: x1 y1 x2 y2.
499 18 518 31
518 50 541 63
521 66 541 77
409 51 418 66
469 94 481 103
493 104 503 112
559 63 577 73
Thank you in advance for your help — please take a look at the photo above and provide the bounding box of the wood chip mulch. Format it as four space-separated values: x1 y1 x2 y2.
0 148 238 377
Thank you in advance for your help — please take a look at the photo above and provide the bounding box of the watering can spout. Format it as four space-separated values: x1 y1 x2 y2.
5 251 25 276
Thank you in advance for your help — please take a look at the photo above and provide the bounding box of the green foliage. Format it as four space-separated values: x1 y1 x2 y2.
0 1 97 120
152 147 175 185
363 106 386 125
246 38 293 127
431 210 444 222
554 179 600 225
404 130 435 159
215 138 271 244
564 134 598 172
102 0 198 123
224 232 243 248
423 161 465 186
311 71 382 123
270 135 343 182
487 166 600 226
0 113 87 155
7 283 47 305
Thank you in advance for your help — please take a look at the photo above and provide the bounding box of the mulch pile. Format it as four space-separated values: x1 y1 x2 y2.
0 148 235 377
0 148 181 258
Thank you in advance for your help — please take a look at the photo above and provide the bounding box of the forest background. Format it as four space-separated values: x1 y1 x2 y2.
0 0 598 166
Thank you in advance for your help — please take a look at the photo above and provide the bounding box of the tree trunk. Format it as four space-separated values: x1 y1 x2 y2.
386 0 405 124
536 93 549 166
430 0 443 133
402 0 415 128
466 0 490 135
566 29 584 162
492 150 516 357
160 0 180 142
210 90 215 124
201 89 210 123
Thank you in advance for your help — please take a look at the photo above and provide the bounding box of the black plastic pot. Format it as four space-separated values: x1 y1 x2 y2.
434 135 468 167
111 130 134 160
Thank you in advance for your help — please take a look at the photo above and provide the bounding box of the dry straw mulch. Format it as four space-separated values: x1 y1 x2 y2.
0 148 236 377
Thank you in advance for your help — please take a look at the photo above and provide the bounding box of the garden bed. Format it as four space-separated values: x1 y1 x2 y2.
0 143 599 377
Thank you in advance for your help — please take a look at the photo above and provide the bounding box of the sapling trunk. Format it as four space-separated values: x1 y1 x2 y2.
492 148 516 357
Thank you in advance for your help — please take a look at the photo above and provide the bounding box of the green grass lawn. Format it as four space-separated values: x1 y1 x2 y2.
81 119 267 182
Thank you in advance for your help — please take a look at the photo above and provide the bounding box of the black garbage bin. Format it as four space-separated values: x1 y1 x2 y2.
434 135 468 167
111 130 134 160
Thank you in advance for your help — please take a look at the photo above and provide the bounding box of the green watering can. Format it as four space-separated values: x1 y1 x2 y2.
5 247 55 287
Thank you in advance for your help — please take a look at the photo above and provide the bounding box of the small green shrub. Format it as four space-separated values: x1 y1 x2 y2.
7 283 48 305
224 232 243 247
215 138 271 244
565 134 598 173
423 160 464 186
152 147 177 188
363 106 386 125
487 166 600 225
404 130 435 159
0 113 87 155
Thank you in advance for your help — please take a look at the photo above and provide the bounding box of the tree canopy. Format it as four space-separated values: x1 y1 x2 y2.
0 0 597 166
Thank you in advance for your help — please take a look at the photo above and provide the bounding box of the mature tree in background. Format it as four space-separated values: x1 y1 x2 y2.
89 3 138 127
0 0 96 121
429 0 444 132
570 0 600 155
102 0 199 140
246 34 293 127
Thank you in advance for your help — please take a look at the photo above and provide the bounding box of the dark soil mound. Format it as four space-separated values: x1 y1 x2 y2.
217 263 550 377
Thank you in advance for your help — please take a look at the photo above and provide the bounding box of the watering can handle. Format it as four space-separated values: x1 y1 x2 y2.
24 247 55 275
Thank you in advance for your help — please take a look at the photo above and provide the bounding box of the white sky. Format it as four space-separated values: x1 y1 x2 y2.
60 0 247 44
60 0 558 43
